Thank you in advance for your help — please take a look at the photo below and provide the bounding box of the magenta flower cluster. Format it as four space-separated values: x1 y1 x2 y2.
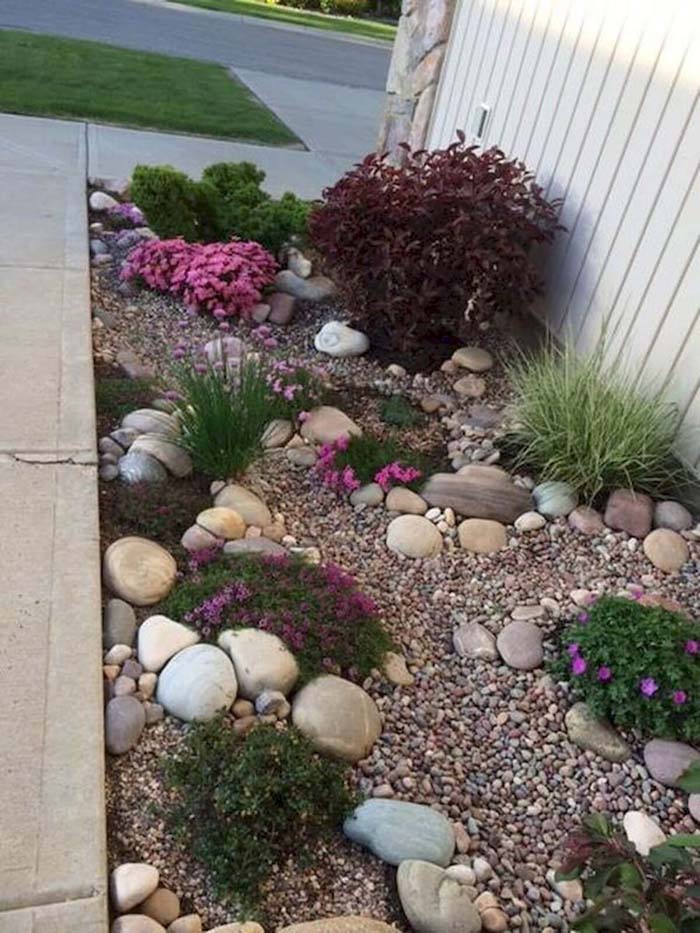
108 201 144 226
375 462 423 491
121 238 277 320
314 437 423 495
184 580 251 639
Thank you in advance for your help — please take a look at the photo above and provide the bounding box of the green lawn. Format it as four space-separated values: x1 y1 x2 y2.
172 0 396 41
0 30 300 145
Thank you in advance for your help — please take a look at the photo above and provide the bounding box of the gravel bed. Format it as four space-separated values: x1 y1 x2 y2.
94 255 700 932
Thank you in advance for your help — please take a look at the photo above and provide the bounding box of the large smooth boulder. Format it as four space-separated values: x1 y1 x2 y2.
453 621 498 660
279 921 398 933
292 675 381 763
314 321 369 357
300 406 362 445
104 598 137 648
130 435 192 478
387 515 443 558
196 507 245 540
533 480 578 517
397 861 481 933
385 487 428 515
654 500 694 531
274 270 337 302
105 696 146 755
111 916 165 933
643 528 689 572
157 645 237 722
496 620 543 670
344 800 455 867
643 739 700 787
565 702 631 762
103 537 177 606
137 615 200 673
90 190 119 211
422 473 532 523
224 537 287 557
568 505 605 535
110 863 159 912
118 450 168 485
604 489 654 537
451 346 493 372
218 628 299 699
121 409 179 437
458 518 507 554
214 484 272 528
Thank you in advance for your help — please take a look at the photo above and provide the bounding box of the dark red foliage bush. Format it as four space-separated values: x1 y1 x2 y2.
309 135 563 352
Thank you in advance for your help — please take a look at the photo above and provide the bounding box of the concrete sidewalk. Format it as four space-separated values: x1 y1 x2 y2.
0 113 107 931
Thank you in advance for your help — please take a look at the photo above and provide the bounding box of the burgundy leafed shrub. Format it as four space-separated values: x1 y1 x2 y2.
121 238 277 319
309 135 562 352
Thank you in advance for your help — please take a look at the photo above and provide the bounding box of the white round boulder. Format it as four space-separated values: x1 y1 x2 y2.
386 515 443 559
292 674 382 763
156 645 237 722
314 321 369 357
218 628 299 699
110 862 159 912
103 537 177 606
130 434 192 478
137 615 200 672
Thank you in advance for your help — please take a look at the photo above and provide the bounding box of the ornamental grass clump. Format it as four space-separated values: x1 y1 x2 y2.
552 596 700 743
315 432 428 494
163 720 357 910
505 339 687 502
159 552 393 683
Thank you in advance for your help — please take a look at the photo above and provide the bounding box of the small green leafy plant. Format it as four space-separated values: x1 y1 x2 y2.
504 339 687 502
163 720 357 909
551 596 700 742
316 432 430 494
556 813 700 931
380 394 421 428
159 552 393 682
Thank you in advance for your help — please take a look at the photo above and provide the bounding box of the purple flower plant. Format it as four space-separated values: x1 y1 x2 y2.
685 640 699 656
597 665 613 683
639 677 659 698
571 656 587 676
673 690 688 705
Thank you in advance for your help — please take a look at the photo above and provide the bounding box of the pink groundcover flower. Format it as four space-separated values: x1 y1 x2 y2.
639 677 659 698
685 640 699 656
673 690 688 705
597 665 613 683
571 656 587 676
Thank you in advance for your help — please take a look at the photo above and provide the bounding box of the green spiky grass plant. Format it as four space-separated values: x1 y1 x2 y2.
504 338 688 503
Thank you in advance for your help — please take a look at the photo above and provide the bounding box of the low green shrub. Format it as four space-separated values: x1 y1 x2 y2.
172 355 277 478
551 596 700 742
163 720 357 909
131 161 310 253
557 813 700 932
159 552 393 682
504 339 686 502
380 394 421 428
316 432 430 493
130 164 218 241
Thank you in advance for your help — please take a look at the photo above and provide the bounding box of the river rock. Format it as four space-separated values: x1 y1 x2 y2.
654 500 694 531
387 515 443 558
344 800 455 867
103 537 177 606
514 511 546 532
110 862 159 912
214 484 272 527
350 483 385 507
268 292 297 325
224 537 287 557
111 916 165 933
497 620 543 670
568 505 605 535
533 480 578 517
451 346 494 372
196 507 245 540
300 406 362 445
287 246 312 278
90 190 119 211
623 811 667 855
453 621 498 660
262 419 294 449
604 489 653 537
166 917 202 933
458 518 507 554
385 487 428 515
157 645 237 722
454 374 486 398
422 473 532 523
278 921 398 933
565 702 631 762
397 860 481 933
218 628 299 699
292 675 381 763
140 887 180 926
104 599 137 648
121 409 179 437
118 450 168 485
643 739 700 787
203 335 243 367
690 795 700 821
105 696 146 755
314 321 369 357
643 528 689 572
384 651 414 686
137 615 200 673
274 270 337 302
181 524 221 552
130 435 192 478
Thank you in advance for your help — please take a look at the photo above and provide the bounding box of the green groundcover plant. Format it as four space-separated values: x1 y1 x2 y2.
551 596 700 743
380 394 422 428
131 161 311 254
315 432 430 494
556 813 700 932
159 552 393 683
505 339 687 502
163 720 357 909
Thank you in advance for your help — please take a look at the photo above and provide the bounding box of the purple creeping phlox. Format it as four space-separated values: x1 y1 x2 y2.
639 677 659 698
597 665 613 683
121 238 277 320
571 655 587 676
184 580 251 639
673 690 688 706
374 462 423 491
685 640 699 656
108 201 144 226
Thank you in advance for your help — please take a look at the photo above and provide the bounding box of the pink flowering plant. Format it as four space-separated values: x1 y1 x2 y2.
121 237 277 320
159 552 393 683
552 596 700 742
262 352 328 420
315 432 427 496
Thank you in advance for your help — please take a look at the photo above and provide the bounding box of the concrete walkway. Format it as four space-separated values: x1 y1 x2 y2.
0 113 107 931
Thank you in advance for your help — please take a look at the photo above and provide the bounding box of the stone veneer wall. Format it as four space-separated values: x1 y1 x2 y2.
377 0 457 161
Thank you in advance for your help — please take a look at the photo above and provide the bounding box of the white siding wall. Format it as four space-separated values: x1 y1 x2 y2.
429 0 700 468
